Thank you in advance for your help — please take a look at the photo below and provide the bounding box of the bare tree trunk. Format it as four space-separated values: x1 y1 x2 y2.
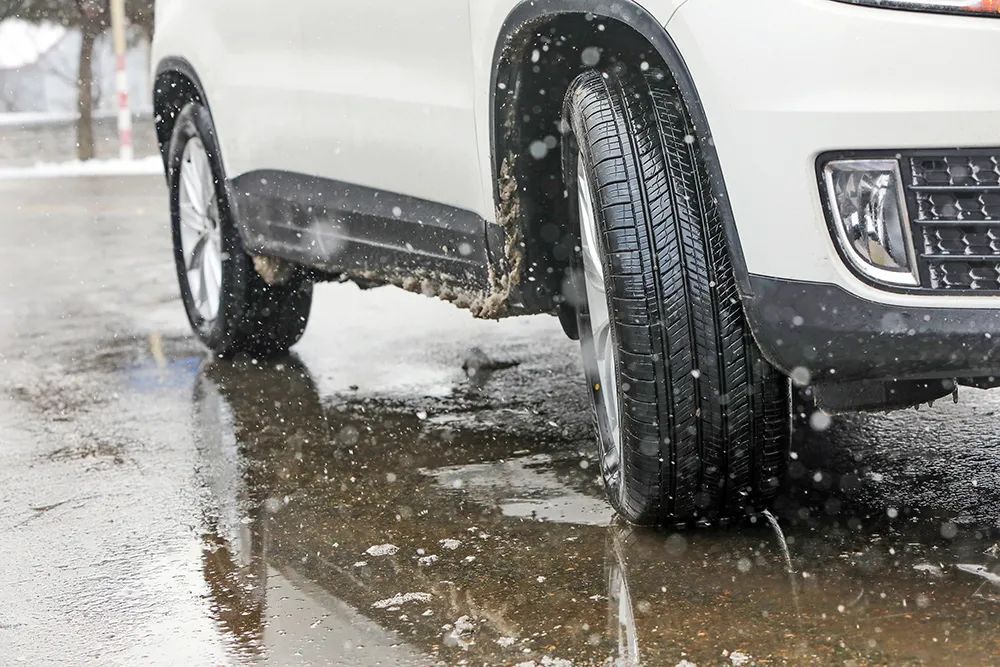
76 27 97 161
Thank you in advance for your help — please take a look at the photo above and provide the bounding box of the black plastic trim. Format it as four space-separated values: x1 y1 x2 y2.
745 273 1000 383
154 56 207 98
490 0 753 297
152 57 210 164
231 170 489 289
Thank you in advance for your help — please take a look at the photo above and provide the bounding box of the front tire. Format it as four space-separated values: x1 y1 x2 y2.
563 67 790 525
167 102 312 357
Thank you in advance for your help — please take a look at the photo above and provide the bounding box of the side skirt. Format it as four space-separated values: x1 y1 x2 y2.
229 170 491 298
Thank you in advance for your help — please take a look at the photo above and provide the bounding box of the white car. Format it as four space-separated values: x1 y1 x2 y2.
152 0 1000 525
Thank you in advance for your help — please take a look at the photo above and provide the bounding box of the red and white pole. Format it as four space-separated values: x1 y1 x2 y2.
109 0 133 161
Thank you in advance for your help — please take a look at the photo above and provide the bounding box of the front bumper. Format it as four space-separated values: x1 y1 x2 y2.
669 0 1000 310
746 275 1000 383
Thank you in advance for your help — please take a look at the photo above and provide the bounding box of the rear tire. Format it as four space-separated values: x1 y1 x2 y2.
167 102 312 357
563 67 790 525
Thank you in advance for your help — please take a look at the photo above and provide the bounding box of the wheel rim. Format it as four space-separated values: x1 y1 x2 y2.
179 137 223 324
577 153 623 488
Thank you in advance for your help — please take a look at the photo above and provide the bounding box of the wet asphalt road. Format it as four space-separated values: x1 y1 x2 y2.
2 176 1000 666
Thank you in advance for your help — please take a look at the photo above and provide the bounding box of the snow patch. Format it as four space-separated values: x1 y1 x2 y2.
0 156 162 180
371 592 432 609
443 615 476 649
0 109 152 128
957 563 1000 585
913 562 944 578
365 543 399 557
728 651 752 666
439 538 462 551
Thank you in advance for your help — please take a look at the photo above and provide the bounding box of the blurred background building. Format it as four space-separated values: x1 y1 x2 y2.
0 2 157 167
0 18 150 114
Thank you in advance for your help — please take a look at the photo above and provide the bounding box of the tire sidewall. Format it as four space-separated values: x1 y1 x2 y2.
168 102 249 353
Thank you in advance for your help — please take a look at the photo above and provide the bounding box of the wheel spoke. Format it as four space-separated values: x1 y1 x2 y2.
208 194 220 226
603 435 620 474
583 253 605 297
204 255 221 316
179 202 207 233
197 259 210 309
205 240 223 293
182 166 205 216
590 300 612 348
194 148 214 212
187 232 209 272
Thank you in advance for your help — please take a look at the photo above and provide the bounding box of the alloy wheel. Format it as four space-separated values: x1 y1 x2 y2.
577 153 624 493
178 137 224 325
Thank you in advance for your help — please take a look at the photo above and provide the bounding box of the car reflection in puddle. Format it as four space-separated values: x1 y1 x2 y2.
191 357 1000 666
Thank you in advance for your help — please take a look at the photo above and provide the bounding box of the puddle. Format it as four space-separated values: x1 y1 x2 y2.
183 357 1000 666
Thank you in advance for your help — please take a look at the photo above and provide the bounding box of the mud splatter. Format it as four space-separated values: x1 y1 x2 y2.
473 154 524 320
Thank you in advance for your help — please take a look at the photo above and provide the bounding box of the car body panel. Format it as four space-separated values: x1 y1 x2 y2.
154 0 302 181
155 0 484 218
669 0 1000 309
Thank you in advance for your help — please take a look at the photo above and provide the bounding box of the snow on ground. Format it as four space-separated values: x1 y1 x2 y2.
364 543 399 557
371 592 433 609
0 111 80 128
0 156 162 180
0 110 153 128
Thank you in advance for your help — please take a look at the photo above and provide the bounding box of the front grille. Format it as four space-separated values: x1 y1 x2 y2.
904 150 1000 293
927 261 1000 291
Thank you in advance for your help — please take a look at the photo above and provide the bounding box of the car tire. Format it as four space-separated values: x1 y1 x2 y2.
563 67 791 525
167 102 312 357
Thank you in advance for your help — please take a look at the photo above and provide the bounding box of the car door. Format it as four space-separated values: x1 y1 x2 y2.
291 1 485 218
156 0 303 184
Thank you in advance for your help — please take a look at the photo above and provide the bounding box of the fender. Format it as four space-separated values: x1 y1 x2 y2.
152 56 210 171
154 56 208 100
489 0 754 298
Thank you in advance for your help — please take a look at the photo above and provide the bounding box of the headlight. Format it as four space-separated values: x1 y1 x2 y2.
832 0 1000 17
822 159 919 287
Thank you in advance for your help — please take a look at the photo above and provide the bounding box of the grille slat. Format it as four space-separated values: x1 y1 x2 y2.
927 261 1000 291
907 150 1000 293
923 254 1000 262
915 220 1000 226
915 190 1000 222
911 186 1000 191
911 154 1000 188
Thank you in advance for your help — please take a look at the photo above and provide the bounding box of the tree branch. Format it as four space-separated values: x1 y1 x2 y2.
0 0 28 23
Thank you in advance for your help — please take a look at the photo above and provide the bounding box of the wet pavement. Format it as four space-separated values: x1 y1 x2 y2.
2 175 1000 666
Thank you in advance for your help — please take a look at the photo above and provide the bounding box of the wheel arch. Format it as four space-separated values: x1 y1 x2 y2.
489 0 752 313
152 57 209 173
